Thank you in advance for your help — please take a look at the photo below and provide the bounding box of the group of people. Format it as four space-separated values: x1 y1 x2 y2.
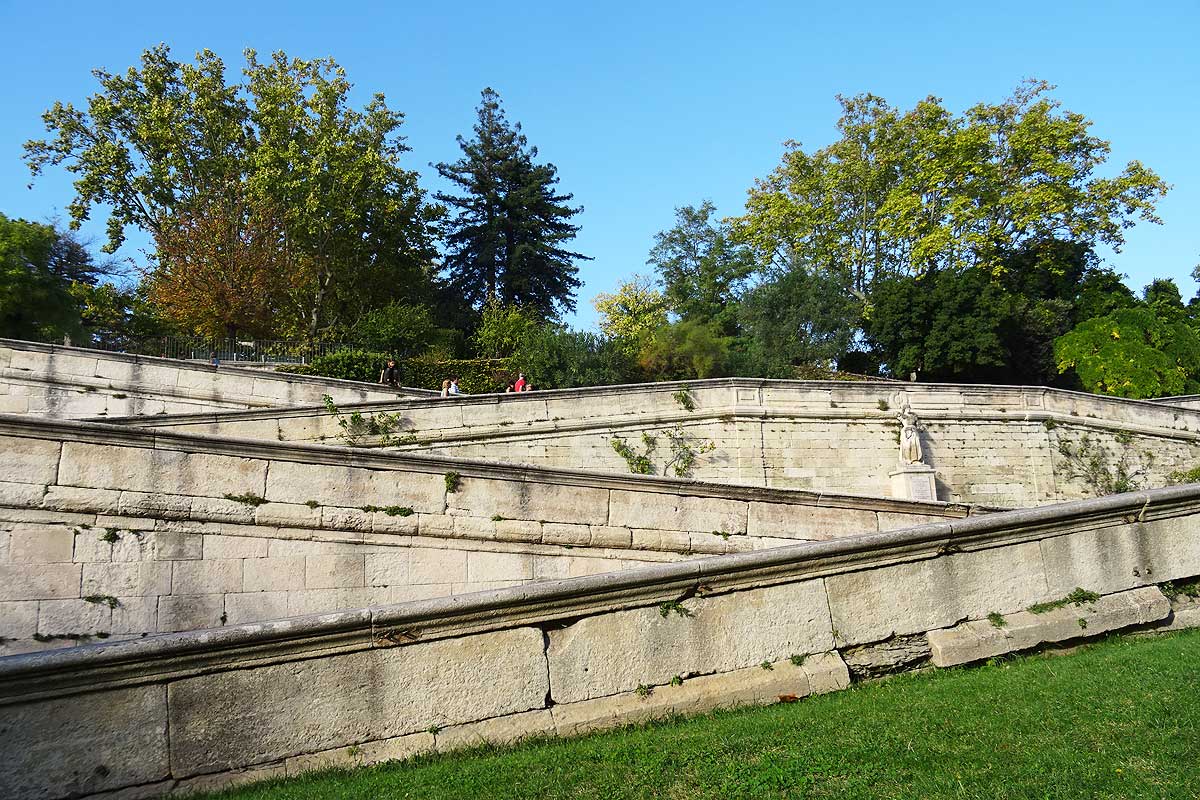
379 358 533 397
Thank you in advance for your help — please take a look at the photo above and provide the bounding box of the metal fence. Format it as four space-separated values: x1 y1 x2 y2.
61 336 358 364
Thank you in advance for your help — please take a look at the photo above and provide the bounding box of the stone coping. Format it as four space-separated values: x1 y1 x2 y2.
2 482 1196 702
0 337 436 398
0 413 974 516
106 375 1200 434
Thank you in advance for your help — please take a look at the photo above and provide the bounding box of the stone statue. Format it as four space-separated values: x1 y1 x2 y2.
898 406 923 465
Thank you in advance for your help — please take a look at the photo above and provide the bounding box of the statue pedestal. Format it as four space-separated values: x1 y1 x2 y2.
890 464 938 502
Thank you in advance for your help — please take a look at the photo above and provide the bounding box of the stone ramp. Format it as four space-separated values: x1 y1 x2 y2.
0 337 433 418
0 483 1197 799
0 412 974 656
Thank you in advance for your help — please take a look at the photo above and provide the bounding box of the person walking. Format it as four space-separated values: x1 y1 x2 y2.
448 376 462 395
440 379 450 398
514 372 527 392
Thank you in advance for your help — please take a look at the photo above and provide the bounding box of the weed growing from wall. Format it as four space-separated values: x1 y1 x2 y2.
1052 430 1154 496
444 471 461 493
673 389 696 412
322 394 413 447
611 425 714 478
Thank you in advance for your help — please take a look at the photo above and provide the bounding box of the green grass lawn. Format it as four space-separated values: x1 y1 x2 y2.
205 630 1200 800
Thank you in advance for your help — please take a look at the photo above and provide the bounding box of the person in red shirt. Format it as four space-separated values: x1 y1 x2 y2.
514 372 527 392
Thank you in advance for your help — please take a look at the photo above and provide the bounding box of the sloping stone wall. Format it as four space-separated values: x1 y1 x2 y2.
1 484 1197 800
0 338 430 418
0 415 971 655
128 380 1200 506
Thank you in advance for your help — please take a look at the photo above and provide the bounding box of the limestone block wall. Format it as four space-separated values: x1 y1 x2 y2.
1 484 1197 800
0 415 971 655
0 338 431 418
129 379 1200 507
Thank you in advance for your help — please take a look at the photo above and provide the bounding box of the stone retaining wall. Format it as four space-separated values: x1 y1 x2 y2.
1 484 1197 800
0 338 430 418
129 380 1200 506
0 415 971 655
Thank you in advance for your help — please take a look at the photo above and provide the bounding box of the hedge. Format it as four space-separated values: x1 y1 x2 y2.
279 350 515 394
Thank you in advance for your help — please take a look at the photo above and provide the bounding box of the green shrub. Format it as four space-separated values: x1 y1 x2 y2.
280 351 514 393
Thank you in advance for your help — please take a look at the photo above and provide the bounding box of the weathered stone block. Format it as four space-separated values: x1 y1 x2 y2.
41 486 121 514
39 597 111 635
167 627 548 774
409 548 468 584
747 503 876 540
928 586 1171 667
0 480 45 507
254 502 323 530
60 442 269 500
172 559 244 595
284 732 434 777
825 541 1049 646
225 591 289 624
264 460 444 513
286 588 373 616
158 593 225 632
548 579 834 704
451 478 609 526
435 710 554 753
542 522 590 547
590 526 632 548
609 491 747 535
149 530 204 561
243 556 307 592
0 436 60 485
190 496 257 524
111 595 158 635
306 554 365 589
365 552 409 587
202 534 269 560
82 561 171 598
9 524 75 563
0 600 38 638
467 551 533 583
0 685 169 799
0 563 82 601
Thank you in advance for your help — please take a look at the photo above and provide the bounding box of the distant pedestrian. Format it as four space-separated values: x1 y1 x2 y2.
504 382 515 393
514 372 527 392
440 379 450 398
210 351 220 367
449 376 462 395
380 359 400 387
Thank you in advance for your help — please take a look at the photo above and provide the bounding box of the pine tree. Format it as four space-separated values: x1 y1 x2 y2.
435 88 588 319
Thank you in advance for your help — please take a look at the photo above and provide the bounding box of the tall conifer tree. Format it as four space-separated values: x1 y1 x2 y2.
436 89 587 319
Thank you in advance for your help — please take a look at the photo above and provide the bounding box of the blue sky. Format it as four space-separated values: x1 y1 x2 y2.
1 0 1197 330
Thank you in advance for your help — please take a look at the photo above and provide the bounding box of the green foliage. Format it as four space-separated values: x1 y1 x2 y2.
436 88 588 320
24 45 440 339
610 434 656 475
737 266 861 377
1055 307 1200 398
635 684 652 699
224 492 269 507
1027 588 1101 614
638 320 733 380
471 300 542 359
304 500 321 509
669 675 684 687
1054 431 1152 496
789 653 807 667
593 275 668 346
514 325 641 390
759 660 774 671
444 472 461 493
648 201 753 334
1168 466 1200 485
672 390 695 412
83 594 120 609
987 612 1007 629
733 81 1167 294
352 302 436 357
285 351 513 393
322 394 411 447
661 425 716 478
99 530 120 543
360 505 414 517
657 600 694 619
1160 579 1200 600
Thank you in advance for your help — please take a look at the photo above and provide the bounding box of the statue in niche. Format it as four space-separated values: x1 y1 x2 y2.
893 393 924 465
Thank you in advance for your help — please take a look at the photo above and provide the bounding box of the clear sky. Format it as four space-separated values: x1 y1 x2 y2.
1 0 1197 330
